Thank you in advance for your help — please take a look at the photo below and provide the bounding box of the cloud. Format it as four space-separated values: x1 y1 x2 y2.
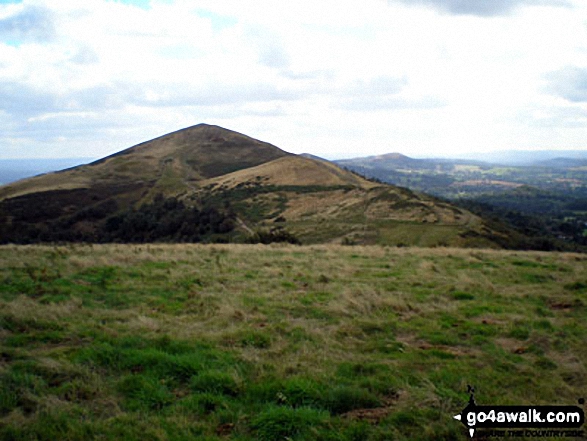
127 80 302 108
527 106 587 128
0 80 132 119
0 5 55 42
258 43 289 69
339 95 445 112
0 81 58 117
334 76 442 111
348 76 407 96
69 46 100 65
546 66 587 102
0 78 299 121
390 0 570 17
245 26 291 69
1 0 586 159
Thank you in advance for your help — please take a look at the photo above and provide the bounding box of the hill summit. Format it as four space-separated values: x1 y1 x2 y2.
0 124 509 247
91 123 292 179
0 124 290 201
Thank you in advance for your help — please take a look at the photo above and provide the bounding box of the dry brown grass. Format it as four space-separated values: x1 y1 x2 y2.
203 156 378 189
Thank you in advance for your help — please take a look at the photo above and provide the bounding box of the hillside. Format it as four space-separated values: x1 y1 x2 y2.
1 243 586 440
0 124 290 202
0 124 512 248
336 151 587 250
194 155 498 247
0 158 94 186
203 156 376 189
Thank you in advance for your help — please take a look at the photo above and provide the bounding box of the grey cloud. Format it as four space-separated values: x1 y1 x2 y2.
521 106 587 129
2 111 141 160
245 26 290 70
188 103 288 119
1 77 302 154
67 85 135 110
281 69 335 81
0 5 55 42
546 66 587 103
333 76 446 111
336 75 421 111
10 119 118 142
348 76 408 97
0 80 133 122
69 47 100 65
391 0 570 17
0 82 58 117
129 82 302 107
0 76 301 124
259 43 290 69
339 95 445 111
246 106 288 117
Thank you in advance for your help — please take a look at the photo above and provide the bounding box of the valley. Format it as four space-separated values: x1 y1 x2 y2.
336 153 587 251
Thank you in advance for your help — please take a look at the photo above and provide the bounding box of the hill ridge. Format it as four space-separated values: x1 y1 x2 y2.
0 124 514 248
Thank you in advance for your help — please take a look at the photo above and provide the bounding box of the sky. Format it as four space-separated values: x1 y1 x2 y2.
1 0 587 160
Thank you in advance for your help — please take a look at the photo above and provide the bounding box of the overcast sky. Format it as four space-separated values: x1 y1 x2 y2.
1 0 587 160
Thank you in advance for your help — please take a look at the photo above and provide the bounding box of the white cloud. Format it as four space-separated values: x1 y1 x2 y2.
0 0 586 159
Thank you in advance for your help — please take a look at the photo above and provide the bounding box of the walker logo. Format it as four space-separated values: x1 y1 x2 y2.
453 387 585 438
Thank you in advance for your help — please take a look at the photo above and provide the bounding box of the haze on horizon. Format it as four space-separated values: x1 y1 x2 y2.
1 0 587 161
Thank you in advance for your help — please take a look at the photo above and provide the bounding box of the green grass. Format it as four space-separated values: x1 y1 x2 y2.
0 244 586 440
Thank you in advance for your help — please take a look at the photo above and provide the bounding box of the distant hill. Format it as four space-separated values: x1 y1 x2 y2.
335 151 587 197
531 157 587 168
337 152 438 171
460 150 587 166
0 124 523 248
337 150 587 169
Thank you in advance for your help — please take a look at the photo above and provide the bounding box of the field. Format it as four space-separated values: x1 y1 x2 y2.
1 244 586 440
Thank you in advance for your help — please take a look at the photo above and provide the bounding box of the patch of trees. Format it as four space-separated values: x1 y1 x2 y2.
467 187 574 215
102 194 236 243
343 167 384 184
341 166 455 192
0 193 306 245
455 199 587 252
0 195 237 244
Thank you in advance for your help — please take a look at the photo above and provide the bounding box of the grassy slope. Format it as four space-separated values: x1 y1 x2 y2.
201 156 377 190
198 159 495 247
1 244 586 440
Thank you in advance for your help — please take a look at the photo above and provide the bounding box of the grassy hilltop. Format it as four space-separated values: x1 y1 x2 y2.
1 244 586 440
